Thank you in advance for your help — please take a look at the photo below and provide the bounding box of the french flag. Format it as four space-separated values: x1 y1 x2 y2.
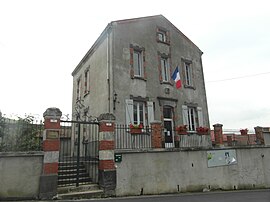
171 66 182 89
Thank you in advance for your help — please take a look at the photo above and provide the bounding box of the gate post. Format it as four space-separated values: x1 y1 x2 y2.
213 123 223 147
98 113 116 196
39 107 62 199
151 121 163 148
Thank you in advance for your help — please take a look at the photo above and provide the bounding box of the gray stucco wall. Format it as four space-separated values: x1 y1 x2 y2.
72 16 209 128
0 152 43 200
115 147 270 196
111 16 209 127
72 33 110 119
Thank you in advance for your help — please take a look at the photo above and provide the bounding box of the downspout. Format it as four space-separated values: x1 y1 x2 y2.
107 26 111 113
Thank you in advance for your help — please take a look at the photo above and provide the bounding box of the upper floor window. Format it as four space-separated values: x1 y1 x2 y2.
184 62 192 86
133 50 143 77
156 27 170 44
84 69 89 95
182 59 195 89
161 57 170 82
76 78 81 100
130 44 146 80
158 52 172 84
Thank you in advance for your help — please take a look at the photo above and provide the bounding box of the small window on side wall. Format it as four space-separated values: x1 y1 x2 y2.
156 27 170 44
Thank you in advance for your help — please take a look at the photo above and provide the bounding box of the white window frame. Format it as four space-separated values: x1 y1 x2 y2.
133 101 146 125
158 30 166 42
133 50 143 77
84 70 89 95
161 57 170 82
187 107 198 131
126 99 154 126
182 105 203 132
184 62 193 86
76 78 81 100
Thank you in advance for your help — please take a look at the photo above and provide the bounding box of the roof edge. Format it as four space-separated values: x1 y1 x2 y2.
71 23 112 76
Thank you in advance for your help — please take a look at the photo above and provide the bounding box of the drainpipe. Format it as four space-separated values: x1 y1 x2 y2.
107 27 111 113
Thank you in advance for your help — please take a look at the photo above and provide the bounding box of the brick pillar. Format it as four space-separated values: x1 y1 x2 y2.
254 126 264 145
227 135 232 146
213 124 223 147
98 113 116 196
39 107 62 199
151 121 162 148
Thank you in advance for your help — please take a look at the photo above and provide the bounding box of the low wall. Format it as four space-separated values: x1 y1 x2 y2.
115 147 270 196
0 152 44 200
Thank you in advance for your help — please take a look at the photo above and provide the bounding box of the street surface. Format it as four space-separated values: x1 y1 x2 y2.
84 190 270 202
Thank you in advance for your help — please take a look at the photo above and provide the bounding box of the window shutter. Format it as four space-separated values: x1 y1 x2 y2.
197 107 203 127
182 105 188 125
143 50 147 80
130 47 134 78
157 53 162 83
147 101 154 125
125 99 134 126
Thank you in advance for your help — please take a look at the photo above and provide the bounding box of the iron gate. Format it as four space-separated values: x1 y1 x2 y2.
58 120 99 187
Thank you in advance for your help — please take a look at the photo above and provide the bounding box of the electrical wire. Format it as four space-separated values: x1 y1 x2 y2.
206 71 270 83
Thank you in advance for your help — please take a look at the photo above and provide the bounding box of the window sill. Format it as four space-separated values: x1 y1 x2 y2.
132 76 147 81
160 81 173 86
184 85 196 90
157 40 170 45
84 91 90 97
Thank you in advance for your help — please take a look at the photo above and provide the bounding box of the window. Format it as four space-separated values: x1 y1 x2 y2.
84 70 89 95
133 101 145 125
125 99 154 126
161 57 170 82
182 105 203 132
158 30 166 42
187 107 198 131
158 52 171 84
156 27 170 44
133 50 143 77
130 44 146 79
184 62 193 87
76 78 81 100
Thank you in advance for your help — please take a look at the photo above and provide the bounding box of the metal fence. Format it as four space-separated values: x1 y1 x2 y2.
115 125 152 149
0 115 43 152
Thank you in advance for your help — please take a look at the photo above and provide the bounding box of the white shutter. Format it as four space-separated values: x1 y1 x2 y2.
125 99 134 125
182 105 188 125
197 107 203 127
147 101 154 125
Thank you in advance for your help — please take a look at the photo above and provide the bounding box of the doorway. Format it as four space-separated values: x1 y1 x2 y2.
163 106 174 148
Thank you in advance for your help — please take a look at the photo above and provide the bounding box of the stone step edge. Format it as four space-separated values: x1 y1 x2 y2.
57 189 103 200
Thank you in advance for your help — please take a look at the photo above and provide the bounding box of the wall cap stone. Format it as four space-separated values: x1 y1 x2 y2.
98 113 116 121
43 108 62 119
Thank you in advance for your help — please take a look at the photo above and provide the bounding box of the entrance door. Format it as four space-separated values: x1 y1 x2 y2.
163 106 174 148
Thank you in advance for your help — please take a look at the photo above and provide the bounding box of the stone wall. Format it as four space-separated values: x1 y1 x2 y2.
0 152 43 200
115 147 270 196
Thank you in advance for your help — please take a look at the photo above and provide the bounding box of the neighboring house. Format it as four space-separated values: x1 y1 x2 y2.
72 15 210 148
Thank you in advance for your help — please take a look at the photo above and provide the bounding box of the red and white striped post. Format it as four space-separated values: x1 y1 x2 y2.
98 113 116 196
39 107 62 199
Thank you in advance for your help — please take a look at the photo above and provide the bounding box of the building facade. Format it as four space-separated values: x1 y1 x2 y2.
72 15 210 148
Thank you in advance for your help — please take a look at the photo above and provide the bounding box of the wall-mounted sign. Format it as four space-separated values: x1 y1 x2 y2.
207 149 237 168
46 130 59 139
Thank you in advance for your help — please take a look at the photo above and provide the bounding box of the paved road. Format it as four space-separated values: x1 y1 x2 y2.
83 190 270 202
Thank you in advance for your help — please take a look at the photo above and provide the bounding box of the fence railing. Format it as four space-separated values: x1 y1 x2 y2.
0 116 43 152
115 125 152 149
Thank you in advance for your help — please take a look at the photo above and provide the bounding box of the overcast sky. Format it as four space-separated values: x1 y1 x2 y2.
0 0 270 130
